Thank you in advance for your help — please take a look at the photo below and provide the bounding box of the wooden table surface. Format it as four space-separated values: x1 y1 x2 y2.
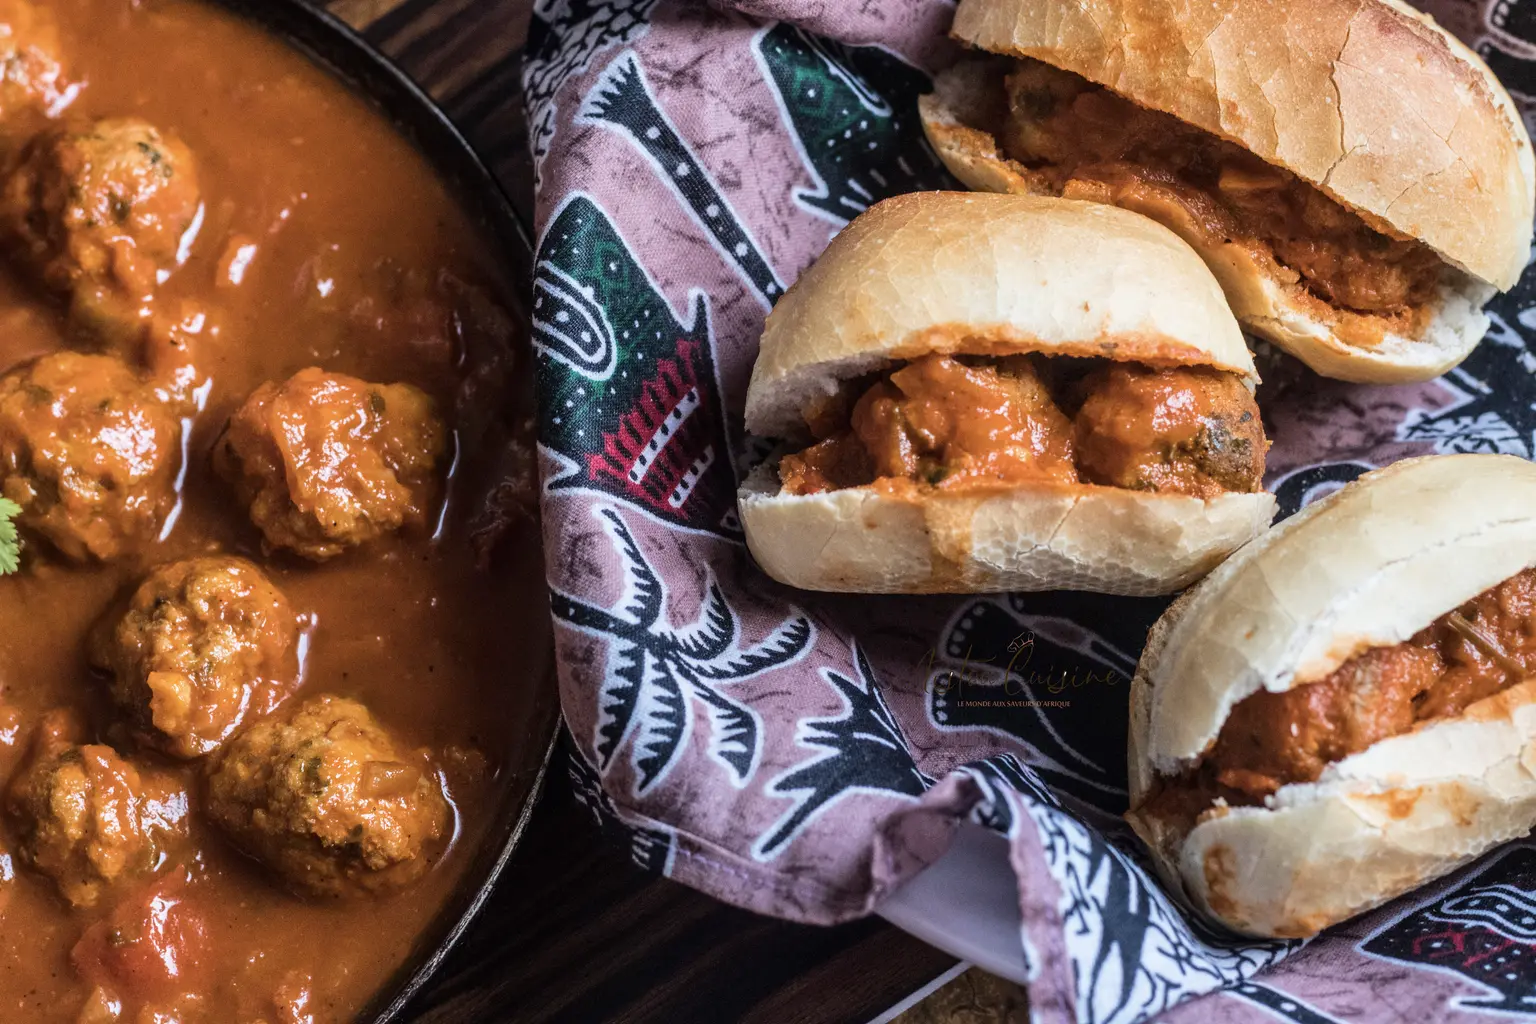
315 1 963 1020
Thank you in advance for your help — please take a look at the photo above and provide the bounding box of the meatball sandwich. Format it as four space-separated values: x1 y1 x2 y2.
1129 454 1536 938
921 0 1535 383
739 191 1275 595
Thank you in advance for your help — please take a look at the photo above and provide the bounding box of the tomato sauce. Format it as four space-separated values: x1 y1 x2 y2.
997 59 1446 327
779 353 1265 500
1137 568 1536 830
0 1 542 1020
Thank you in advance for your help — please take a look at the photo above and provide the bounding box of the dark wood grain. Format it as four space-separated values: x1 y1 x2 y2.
400 739 958 1024
313 2 962 1021
351 0 535 230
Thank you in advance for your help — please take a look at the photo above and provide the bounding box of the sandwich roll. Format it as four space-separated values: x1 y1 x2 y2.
921 0 1536 384
1127 453 1536 939
739 191 1276 596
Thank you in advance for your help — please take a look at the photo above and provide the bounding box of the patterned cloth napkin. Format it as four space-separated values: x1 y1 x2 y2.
523 2 1536 1021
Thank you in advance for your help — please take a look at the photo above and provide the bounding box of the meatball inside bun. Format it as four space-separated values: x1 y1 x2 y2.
739 191 1275 596
1128 454 1536 938
921 0 1535 384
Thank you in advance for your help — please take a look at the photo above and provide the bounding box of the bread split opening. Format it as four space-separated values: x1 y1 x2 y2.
1136 565 1536 833
776 351 1266 500
941 57 1453 349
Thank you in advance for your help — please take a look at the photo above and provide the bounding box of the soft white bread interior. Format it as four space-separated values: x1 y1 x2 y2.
919 54 1504 384
947 0 1535 291
739 460 1276 596
744 191 1255 441
1127 453 1536 937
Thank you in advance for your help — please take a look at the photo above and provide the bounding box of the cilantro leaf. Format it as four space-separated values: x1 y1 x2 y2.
0 498 19 575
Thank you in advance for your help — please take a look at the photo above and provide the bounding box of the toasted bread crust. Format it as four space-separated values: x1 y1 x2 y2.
949 0 1534 289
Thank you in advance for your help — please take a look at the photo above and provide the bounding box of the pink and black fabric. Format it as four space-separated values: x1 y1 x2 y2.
523 2 1536 1020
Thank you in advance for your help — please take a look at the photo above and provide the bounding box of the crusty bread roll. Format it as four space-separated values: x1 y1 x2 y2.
1127 453 1536 938
740 191 1276 595
923 0 1535 384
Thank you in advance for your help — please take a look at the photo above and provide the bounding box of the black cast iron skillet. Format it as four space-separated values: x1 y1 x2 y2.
192 2 558 1020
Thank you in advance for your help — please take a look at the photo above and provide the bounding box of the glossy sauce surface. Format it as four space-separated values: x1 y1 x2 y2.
779 353 1265 500
1136 568 1536 832
0 1 540 1020
1212 567 1536 798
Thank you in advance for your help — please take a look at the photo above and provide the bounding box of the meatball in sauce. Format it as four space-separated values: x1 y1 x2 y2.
998 58 1445 325
779 352 1266 499
0 0 72 130
91 556 298 759
1206 566 1536 802
207 695 449 899
0 117 200 341
1073 364 1265 498
1135 568 1536 840
0 351 179 561
6 710 187 908
853 355 1076 486
781 355 1078 494
215 369 447 560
